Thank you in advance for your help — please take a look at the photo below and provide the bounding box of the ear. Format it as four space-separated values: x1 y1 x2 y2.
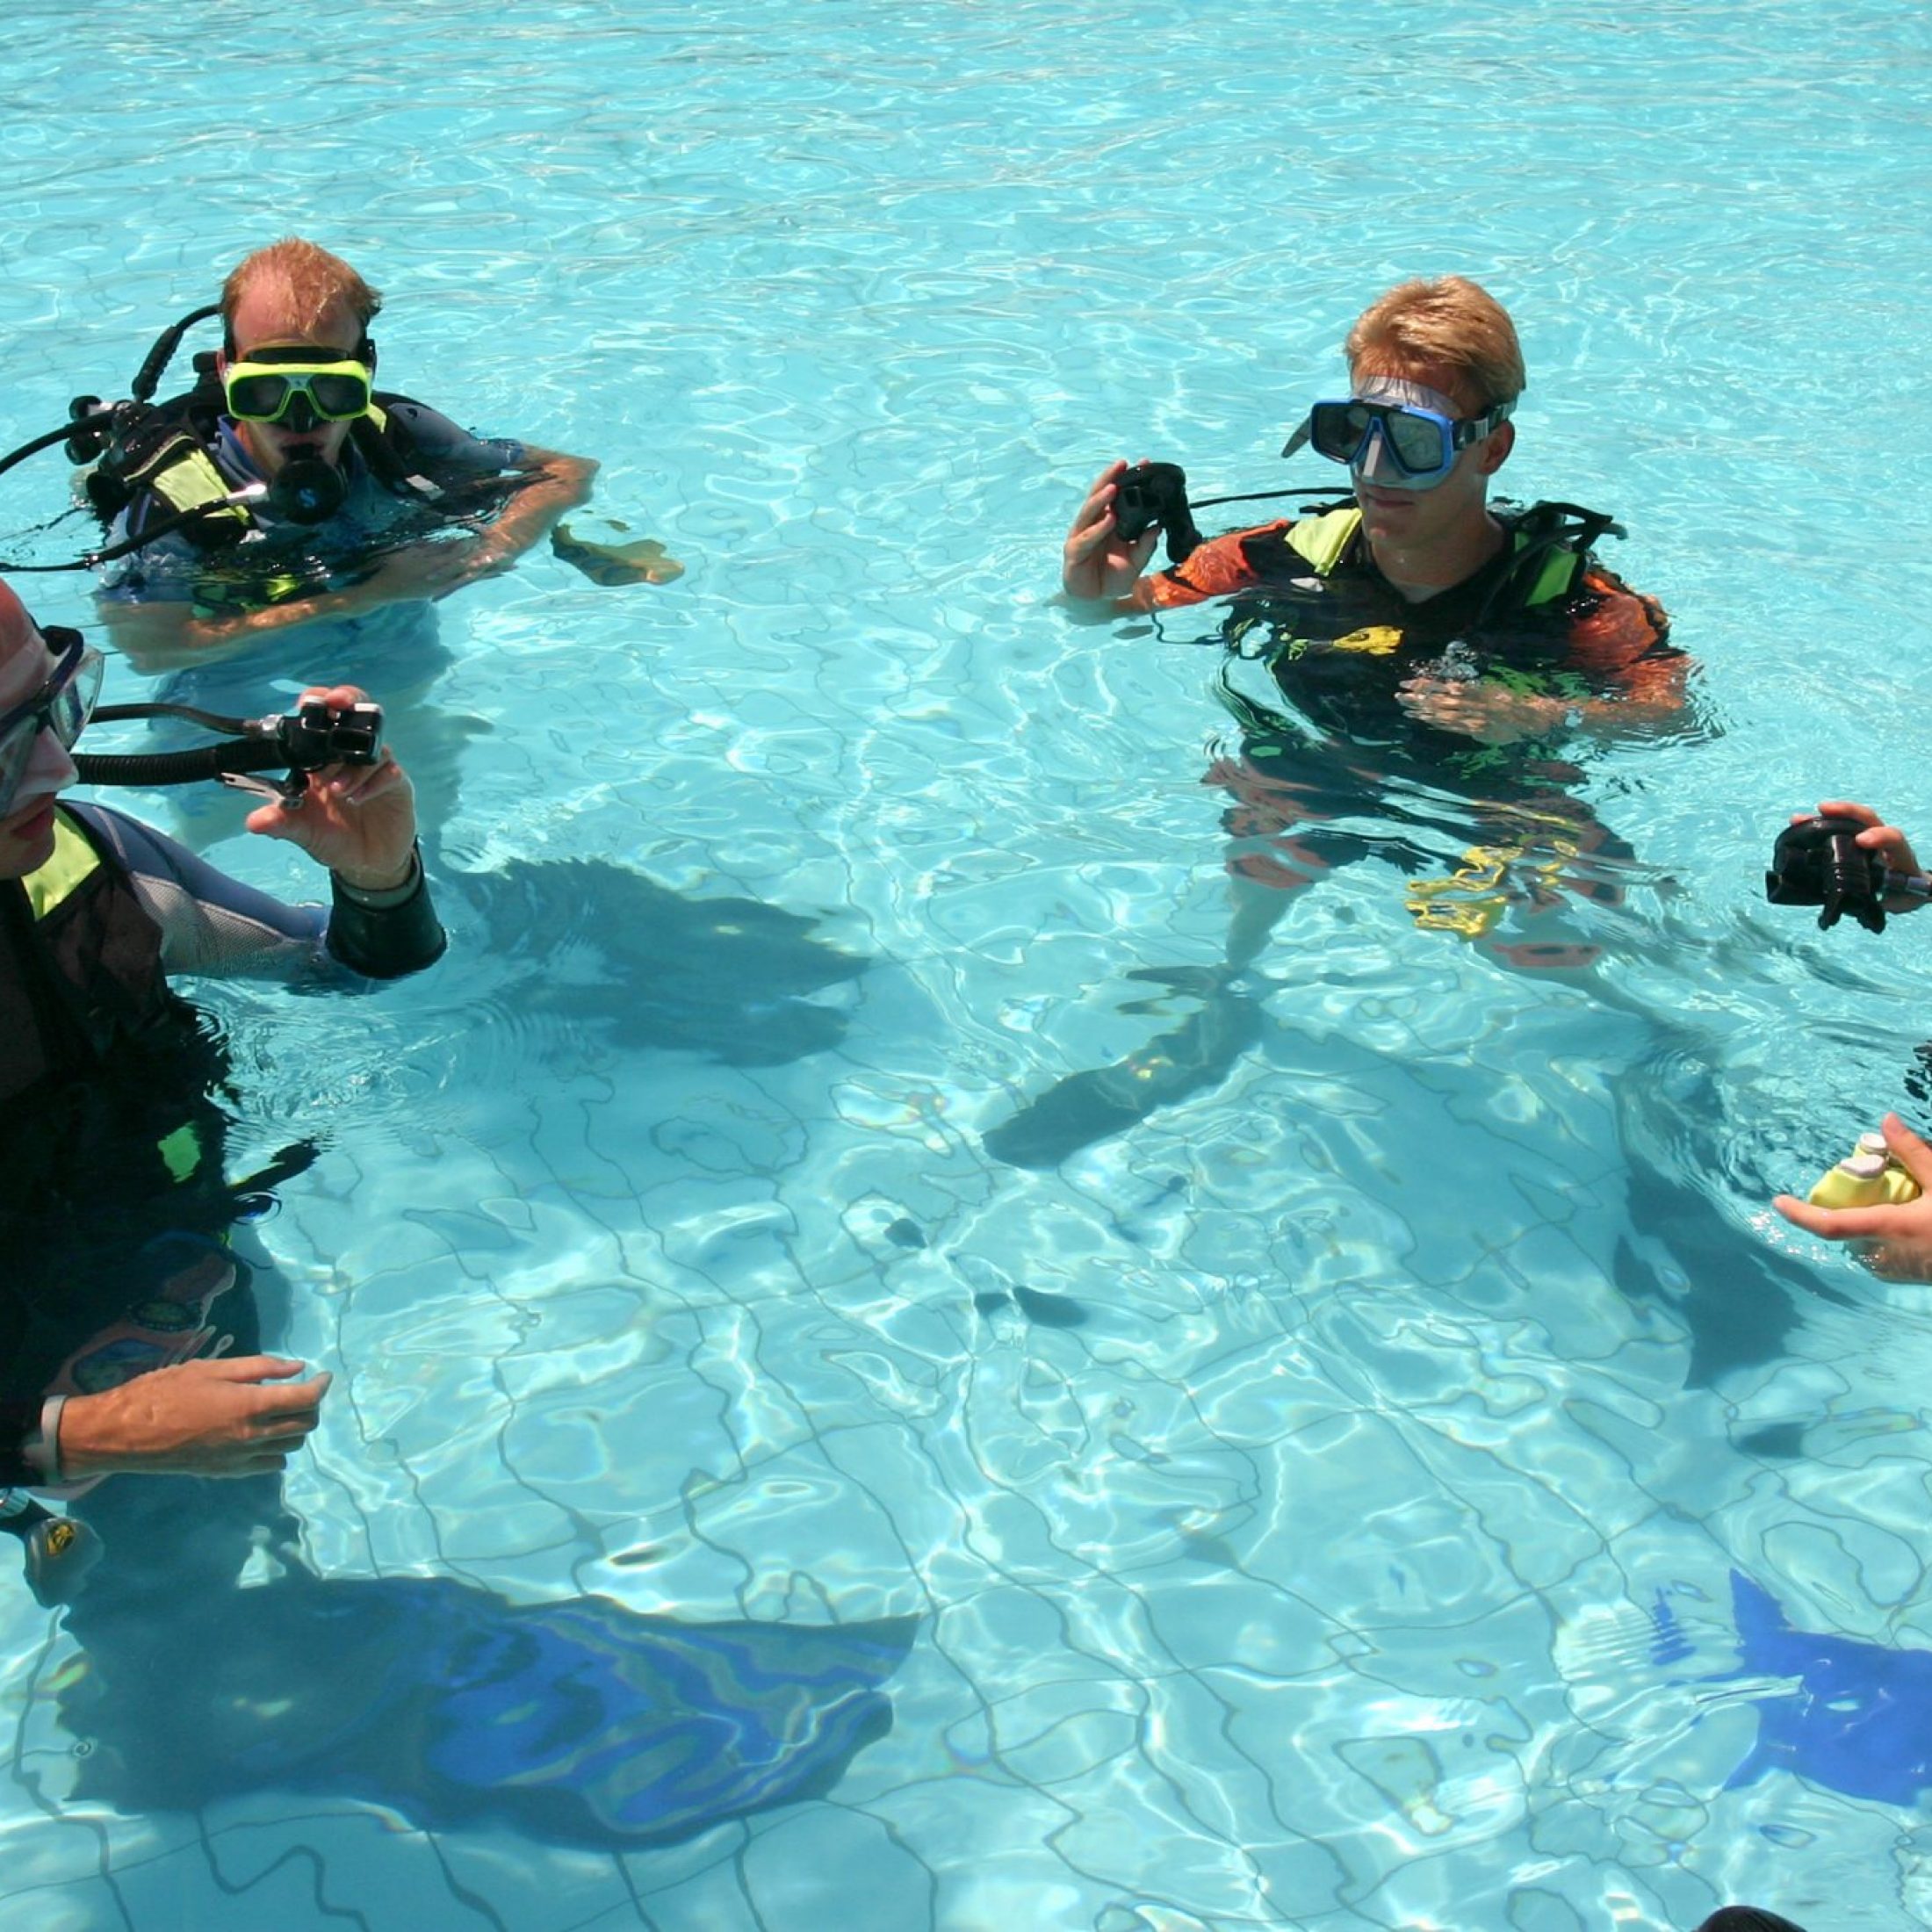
1478 422 1515 476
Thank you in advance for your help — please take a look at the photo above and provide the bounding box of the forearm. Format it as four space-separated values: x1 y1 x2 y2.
101 580 391 674
1567 674 1690 739
1135 529 1270 612
477 450 598 563
327 847 446 978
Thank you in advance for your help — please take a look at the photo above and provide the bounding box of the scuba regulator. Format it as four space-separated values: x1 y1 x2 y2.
1107 461 1341 568
1112 463 1205 561
78 695 385 810
1765 815 1932 935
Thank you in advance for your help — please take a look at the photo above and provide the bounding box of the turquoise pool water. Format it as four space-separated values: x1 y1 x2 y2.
4 1 1932 1925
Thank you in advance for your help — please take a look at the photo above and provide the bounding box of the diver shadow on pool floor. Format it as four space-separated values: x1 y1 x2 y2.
444 857 869 1068
58 1489 916 1850
983 968 1265 1170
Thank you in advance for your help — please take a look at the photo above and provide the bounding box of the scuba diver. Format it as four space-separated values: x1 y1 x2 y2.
0 575 444 1599
991 276 1696 1167
36 237 597 674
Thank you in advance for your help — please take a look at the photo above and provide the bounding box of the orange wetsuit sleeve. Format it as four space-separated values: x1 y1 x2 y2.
1131 523 1287 610
1567 566 1687 712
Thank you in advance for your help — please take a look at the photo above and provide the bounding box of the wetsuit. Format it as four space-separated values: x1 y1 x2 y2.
100 405 527 621
1150 501 1688 940
0 803 443 1483
95 405 531 732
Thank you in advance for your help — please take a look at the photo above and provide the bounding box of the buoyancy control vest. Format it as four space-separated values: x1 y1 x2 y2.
0 810 250 1407
1258 497 1623 621
0 808 184 1104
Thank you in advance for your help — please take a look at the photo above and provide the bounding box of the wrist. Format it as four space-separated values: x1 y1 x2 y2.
333 846 421 900
53 1392 111 1481
18 1394 69 1484
334 846 421 904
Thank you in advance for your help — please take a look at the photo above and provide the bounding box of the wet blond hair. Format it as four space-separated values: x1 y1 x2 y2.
222 238 382 353
1345 276 1525 415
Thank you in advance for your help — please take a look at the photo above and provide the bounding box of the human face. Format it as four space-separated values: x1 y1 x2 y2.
220 281 369 479
1347 366 1513 554
0 586 83 881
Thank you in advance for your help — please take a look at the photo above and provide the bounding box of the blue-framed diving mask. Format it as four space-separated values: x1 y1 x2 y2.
1282 377 1513 491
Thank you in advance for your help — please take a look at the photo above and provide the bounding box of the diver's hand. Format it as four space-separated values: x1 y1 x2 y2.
243 683 420 890
1063 459 1160 601
1804 801 1928 912
1397 676 1567 745
1774 1113 1932 1279
58 1357 331 1480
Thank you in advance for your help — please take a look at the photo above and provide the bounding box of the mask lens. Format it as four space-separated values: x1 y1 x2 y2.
0 634 96 818
226 372 292 421
1384 409 1451 475
51 650 103 750
1308 400 1371 465
307 372 371 418
225 365 371 422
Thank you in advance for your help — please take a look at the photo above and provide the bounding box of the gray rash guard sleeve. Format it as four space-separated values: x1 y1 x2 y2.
69 803 443 982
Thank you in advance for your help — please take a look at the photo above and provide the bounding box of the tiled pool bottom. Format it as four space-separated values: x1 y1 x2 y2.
5 937 1904 1928
6 0 1932 1923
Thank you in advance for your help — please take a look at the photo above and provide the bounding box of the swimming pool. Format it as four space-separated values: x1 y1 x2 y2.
4 0 1932 1924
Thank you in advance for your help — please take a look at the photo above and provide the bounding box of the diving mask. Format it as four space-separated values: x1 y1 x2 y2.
223 355 373 428
1283 377 1512 491
0 624 101 818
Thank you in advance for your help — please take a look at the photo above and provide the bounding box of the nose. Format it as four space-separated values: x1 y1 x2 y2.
280 390 321 433
1353 421 1402 486
23 719 77 799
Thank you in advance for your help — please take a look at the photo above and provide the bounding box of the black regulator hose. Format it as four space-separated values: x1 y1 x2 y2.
73 734 296 789
130 304 221 404
73 696 384 792
0 421 89 486
0 484 267 573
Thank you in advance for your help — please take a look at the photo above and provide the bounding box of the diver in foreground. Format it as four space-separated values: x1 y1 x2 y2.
991 276 1694 1167
78 237 596 673
0 575 443 1595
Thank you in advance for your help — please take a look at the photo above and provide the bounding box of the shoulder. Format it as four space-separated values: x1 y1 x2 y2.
66 804 331 973
64 801 197 890
1496 501 1677 656
63 799 148 853
1569 559 1676 657
371 396 527 473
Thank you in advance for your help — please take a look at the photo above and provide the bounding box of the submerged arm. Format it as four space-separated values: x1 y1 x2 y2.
97 542 487 674
465 443 599 573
